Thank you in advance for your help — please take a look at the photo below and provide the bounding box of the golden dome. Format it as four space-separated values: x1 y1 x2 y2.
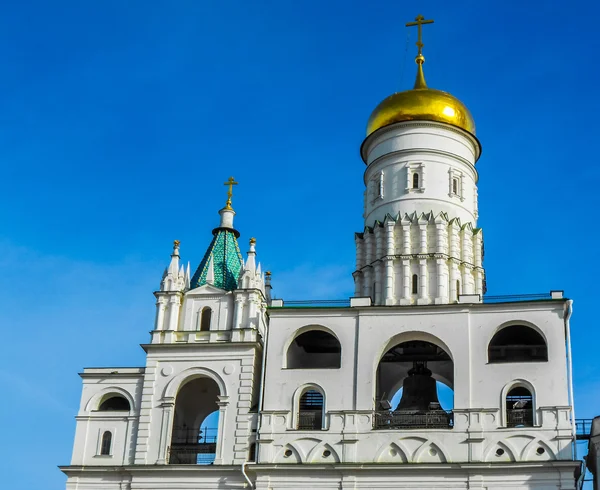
366 58 476 137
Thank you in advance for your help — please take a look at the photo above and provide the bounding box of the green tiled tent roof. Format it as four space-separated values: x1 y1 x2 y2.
190 228 243 291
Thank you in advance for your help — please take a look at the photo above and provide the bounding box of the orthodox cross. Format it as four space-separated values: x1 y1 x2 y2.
224 176 238 209
405 14 434 57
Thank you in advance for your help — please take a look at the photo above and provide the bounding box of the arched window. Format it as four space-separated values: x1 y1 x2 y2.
200 307 212 331
298 390 324 430
100 431 112 455
488 325 548 363
506 386 534 427
98 395 130 411
169 377 220 465
412 274 418 295
286 330 341 369
456 280 461 297
412 172 419 189
452 178 459 195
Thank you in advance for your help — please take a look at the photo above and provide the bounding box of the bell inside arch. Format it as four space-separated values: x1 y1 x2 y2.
395 361 441 411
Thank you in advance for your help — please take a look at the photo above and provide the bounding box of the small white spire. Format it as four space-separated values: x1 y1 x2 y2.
245 237 257 272
206 256 215 285
256 262 262 275
185 262 191 289
168 240 181 275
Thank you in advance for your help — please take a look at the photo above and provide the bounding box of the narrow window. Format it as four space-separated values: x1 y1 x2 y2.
249 443 256 462
456 280 461 297
200 307 212 331
506 387 534 427
412 274 418 294
100 431 112 455
412 172 419 189
452 178 459 195
298 390 324 430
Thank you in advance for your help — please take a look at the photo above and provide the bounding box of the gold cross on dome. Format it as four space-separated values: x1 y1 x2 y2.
406 14 434 57
224 176 238 209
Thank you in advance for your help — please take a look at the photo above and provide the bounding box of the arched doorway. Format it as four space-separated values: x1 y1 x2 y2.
169 377 221 464
375 340 454 429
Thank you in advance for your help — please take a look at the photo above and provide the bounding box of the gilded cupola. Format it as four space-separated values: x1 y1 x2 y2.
366 15 475 138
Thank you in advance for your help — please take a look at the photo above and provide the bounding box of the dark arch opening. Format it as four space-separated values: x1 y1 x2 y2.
287 330 341 369
98 395 130 411
298 389 324 430
488 325 548 363
506 386 534 427
412 274 418 295
169 377 220 464
100 431 112 455
375 340 454 429
200 307 212 331
412 172 419 189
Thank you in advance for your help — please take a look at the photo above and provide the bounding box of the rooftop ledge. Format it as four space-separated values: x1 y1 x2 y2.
269 291 565 309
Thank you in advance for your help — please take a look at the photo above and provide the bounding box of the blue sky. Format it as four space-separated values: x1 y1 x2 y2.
0 0 599 488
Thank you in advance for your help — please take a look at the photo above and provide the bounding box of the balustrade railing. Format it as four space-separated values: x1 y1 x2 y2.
506 409 533 427
373 410 453 429
168 426 217 465
297 410 323 430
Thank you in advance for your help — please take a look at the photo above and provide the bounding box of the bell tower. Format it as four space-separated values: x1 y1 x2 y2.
354 15 484 306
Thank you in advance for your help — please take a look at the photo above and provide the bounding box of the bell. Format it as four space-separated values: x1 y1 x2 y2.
395 361 440 411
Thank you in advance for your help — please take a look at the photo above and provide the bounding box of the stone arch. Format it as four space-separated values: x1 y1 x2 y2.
274 442 303 463
85 386 135 413
292 383 326 430
483 439 518 462
501 379 537 427
488 320 548 363
284 325 342 369
163 366 227 400
306 442 340 463
521 437 556 461
374 441 409 463
413 440 448 463
374 331 454 413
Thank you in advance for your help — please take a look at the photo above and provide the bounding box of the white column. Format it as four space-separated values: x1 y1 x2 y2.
363 266 373 299
233 296 244 329
156 399 175 464
449 260 459 302
154 296 167 330
214 396 229 465
385 222 395 305
417 258 428 305
436 258 448 303
401 260 411 305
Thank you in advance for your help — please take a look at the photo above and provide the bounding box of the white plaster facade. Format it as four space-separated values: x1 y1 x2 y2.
355 121 484 305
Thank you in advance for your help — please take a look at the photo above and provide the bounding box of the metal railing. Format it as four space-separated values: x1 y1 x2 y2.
274 293 557 309
506 409 534 428
297 410 323 430
168 426 218 465
576 419 593 440
373 410 453 429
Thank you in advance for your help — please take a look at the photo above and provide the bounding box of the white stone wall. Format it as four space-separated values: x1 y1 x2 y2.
258 300 573 465
357 121 484 305
70 368 144 466
354 213 484 305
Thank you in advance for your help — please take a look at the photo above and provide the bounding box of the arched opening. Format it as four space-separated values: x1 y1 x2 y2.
412 172 419 189
200 307 212 332
456 280 461 297
297 389 324 430
98 395 131 412
412 274 418 295
169 377 220 464
286 330 341 369
452 177 459 195
375 340 454 429
100 431 112 455
488 325 548 363
505 386 534 427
